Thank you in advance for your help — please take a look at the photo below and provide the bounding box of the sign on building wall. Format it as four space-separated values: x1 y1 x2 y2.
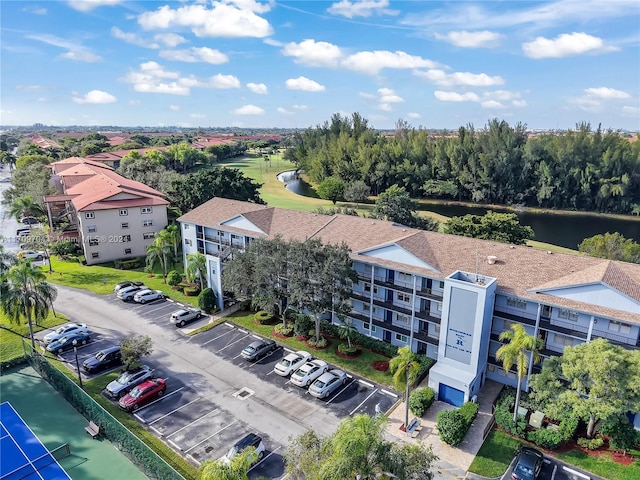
444 287 477 365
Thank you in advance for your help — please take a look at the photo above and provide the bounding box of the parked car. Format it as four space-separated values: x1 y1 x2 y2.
83 345 122 374
105 365 154 399
20 216 40 225
220 433 265 465
43 323 88 345
241 339 278 361
113 281 144 293
17 250 48 261
309 369 348 398
116 284 147 301
118 378 166 412
511 446 544 480
170 307 204 327
133 289 164 304
290 359 329 387
45 331 91 355
273 350 312 377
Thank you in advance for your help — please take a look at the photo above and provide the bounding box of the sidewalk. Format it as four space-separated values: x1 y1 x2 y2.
385 379 503 480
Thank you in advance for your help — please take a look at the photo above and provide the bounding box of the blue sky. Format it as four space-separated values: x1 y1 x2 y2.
1 0 639 130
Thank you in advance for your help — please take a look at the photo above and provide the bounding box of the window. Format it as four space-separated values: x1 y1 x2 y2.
439 281 445 289
503 320 515 331
121 223 129 229
397 292 411 303
436 302 442 312
140 207 153 214
87 225 97 233
121 235 131 243
395 333 408 343
362 322 370 330
553 334 574 346
396 314 410 325
364 283 378 294
185 239 192 246
124 248 132 255
487 364 495 372
397 272 412 283
434 324 440 334
507 297 527 309
142 220 153 227
88 238 98 246
85 212 95 219
143 232 155 240
184 224 190 230
119 209 128 216
558 309 579 321
371 326 377 333
609 321 632 334
371 306 378 315
91 252 99 259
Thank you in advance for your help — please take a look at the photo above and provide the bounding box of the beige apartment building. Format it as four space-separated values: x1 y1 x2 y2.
44 157 168 265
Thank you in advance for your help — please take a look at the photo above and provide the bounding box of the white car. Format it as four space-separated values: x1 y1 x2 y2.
133 289 164 304
309 369 348 398
273 350 312 377
290 359 329 388
43 323 88 345
116 284 147 301
18 250 47 261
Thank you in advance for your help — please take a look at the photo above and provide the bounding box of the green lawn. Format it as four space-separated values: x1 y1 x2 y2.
0 311 68 364
557 448 640 480
225 311 397 388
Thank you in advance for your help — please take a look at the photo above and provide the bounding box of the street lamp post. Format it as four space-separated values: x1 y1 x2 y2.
72 339 83 389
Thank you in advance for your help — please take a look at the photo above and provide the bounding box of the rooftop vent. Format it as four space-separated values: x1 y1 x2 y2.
487 255 498 265
547 250 553 254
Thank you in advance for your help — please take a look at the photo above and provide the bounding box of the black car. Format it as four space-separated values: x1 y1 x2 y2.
83 346 122 374
113 280 144 294
512 446 544 480
241 339 277 361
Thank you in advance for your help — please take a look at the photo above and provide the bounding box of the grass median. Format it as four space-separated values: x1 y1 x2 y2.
0 311 68 364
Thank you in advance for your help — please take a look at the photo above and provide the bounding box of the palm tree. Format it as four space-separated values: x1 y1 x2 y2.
389 346 421 435
496 323 542 424
186 252 207 290
338 318 358 349
164 224 181 259
0 261 58 348
145 236 173 283
0 245 18 280
199 447 256 480
9 196 46 223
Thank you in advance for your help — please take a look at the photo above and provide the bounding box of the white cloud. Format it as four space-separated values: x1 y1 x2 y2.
154 33 187 47
23 6 47 15
327 0 399 18
138 2 273 38
190 113 206 119
263 38 283 47
480 100 506 109
415 69 503 87
522 32 617 59
434 91 480 102
512 99 528 108
292 104 308 110
160 47 229 64
378 103 394 111
60 51 102 62
233 104 265 115
342 50 438 75
435 30 502 48
68 0 122 12
281 39 343 67
16 85 45 91
584 87 630 99
179 73 241 89
277 107 294 114
121 61 190 96
72 90 117 104
27 33 102 62
407 112 421 119
247 82 268 94
285 76 326 92
622 106 639 116
377 87 404 103
169 104 181 111
111 27 159 49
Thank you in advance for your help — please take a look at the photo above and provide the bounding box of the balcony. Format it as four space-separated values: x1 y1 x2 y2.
538 319 588 340
590 329 640 350
493 308 537 327
355 272 443 301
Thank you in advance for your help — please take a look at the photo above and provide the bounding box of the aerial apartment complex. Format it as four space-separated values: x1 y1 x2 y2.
44 157 168 265
178 198 640 426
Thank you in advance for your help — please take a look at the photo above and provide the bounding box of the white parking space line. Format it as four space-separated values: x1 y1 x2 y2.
327 378 356 404
252 334 262 340
358 379 374 388
380 389 399 398
249 445 282 472
149 397 203 425
233 353 244 360
350 388 378 416
219 336 250 352
133 387 184 421
202 327 237 346
238 328 249 334
184 420 238 453
166 408 220 438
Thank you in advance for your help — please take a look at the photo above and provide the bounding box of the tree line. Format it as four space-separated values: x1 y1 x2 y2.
285 113 640 214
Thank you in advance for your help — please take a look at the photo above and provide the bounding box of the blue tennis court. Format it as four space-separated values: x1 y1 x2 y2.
0 402 71 480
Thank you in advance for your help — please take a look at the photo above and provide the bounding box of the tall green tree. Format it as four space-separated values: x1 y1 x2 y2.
317 177 346 204
0 262 57 348
120 334 153 370
344 179 370 209
8 195 46 221
372 185 439 231
199 447 256 480
578 232 640 263
186 252 207 290
164 224 181 259
529 338 640 438
444 211 534 245
389 346 421 435
495 324 541 424
145 236 173 283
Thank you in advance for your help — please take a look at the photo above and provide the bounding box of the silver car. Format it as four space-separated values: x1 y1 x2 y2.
105 365 154 399
290 359 329 388
43 323 88 345
116 284 147 301
273 350 312 377
170 307 204 327
309 369 348 398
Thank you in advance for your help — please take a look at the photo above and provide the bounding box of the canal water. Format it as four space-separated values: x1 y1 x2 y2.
277 171 640 249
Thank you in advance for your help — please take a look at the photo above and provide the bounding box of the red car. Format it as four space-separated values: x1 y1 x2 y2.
118 378 166 412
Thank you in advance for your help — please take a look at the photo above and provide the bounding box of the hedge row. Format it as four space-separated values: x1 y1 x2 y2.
409 387 435 417
436 401 479 446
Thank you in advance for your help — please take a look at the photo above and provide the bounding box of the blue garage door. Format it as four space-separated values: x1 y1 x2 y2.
439 384 465 407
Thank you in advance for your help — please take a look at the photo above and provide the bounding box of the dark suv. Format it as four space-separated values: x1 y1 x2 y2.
241 339 277 361
83 345 122 374
512 446 543 480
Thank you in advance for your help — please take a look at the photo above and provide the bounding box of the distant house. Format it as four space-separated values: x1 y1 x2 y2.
44 157 168 265
85 147 168 170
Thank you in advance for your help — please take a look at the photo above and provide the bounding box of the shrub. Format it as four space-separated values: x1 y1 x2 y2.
255 311 274 325
494 388 527 438
459 401 479 425
601 416 639 452
49 240 78 256
167 270 182 286
528 427 564 450
273 324 294 337
294 314 314 338
578 436 604 450
183 287 200 297
409 387 435 417
558 415 579 441
337 342 359 356
437 410 467 446
307 336 328 349
198 288 217 313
